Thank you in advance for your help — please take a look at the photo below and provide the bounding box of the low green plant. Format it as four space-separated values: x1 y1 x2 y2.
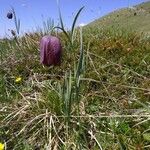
54 0 84 47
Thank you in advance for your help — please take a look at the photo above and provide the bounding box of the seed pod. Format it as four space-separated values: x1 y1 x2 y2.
7 12 13 19
40 35 62 66
11 30 16 36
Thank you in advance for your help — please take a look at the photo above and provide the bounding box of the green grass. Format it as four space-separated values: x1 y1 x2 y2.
0 3 150 150
87 1 150 35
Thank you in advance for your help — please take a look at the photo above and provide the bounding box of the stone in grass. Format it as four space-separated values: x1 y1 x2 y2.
40 35 62 66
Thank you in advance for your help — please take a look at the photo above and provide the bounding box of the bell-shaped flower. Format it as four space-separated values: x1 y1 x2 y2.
40 35 62 66
7 12 13 19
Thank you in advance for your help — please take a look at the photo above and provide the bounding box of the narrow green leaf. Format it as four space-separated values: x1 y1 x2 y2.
76 27 84 79
11 7 20 35
68 71 72 114
53 26 72 44
117 135 127 150
56 0 65 30
17 19 20 34
71 6 84 38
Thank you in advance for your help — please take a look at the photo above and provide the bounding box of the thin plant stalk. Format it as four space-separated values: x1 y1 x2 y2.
54 0 84 47
11 7 20 36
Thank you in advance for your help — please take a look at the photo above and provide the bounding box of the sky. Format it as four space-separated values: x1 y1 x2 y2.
0 0 148 38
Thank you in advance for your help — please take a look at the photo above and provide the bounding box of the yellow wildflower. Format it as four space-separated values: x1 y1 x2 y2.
15 77 22 83
0 143 4 150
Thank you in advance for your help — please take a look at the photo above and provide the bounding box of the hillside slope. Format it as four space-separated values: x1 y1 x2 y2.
87 1 150 34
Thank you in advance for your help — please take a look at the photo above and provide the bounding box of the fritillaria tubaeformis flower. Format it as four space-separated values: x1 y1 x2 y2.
40 35 62 66
7 12 13 19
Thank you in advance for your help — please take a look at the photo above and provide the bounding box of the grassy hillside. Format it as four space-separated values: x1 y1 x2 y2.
0 2 150 150
87 1 150 34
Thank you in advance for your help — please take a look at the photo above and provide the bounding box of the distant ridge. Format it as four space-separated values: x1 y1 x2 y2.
87 1 150 34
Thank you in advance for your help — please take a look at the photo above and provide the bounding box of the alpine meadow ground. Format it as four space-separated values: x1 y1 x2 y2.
0 4 150 150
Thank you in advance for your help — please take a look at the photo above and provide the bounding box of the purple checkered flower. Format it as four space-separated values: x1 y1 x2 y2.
7 12 13 19
40 35 62 66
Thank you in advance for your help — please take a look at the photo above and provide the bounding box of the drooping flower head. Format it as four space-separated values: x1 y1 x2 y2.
40 35 62 66
7 12 13 19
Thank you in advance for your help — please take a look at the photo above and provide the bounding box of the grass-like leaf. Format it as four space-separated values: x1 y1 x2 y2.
71 6 84 42
54 1 84 46
76 27 84 79
53 26 71 44
11 7 20 35
56 0 65 30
